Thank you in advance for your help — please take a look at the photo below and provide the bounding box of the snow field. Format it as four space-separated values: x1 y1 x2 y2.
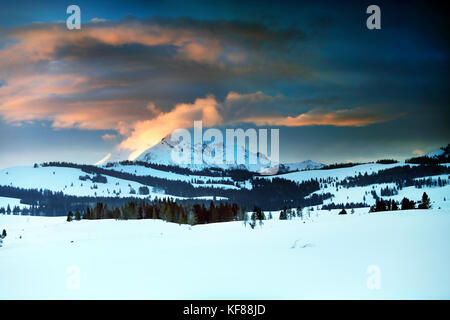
1 208 449 299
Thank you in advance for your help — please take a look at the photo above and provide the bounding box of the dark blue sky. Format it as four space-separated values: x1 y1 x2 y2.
0 0 448 167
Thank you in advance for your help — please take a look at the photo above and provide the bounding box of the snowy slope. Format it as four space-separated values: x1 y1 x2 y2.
267 162 407 183
427 149 445 158
0 166 203 201
0 197 30 210
316 182 450 209
1 208 449 299
102 163 232 183
1 161 447 207
269 162 449 209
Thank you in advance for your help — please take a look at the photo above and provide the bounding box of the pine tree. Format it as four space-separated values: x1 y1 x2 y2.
279 208 288 220
152 206 158 219
1 229 6 238
75 210 81 221
138 206 144 219
253 206 264 226
419 192 431 209
13 206 20 215
188 210 197 226
297 207 302 219
113 207 121 220
392 201 398 211
249 215 256 229
210 202 218 223
401 197 415 210
67 211 73 222
164 203 173 222
84 207 91 219
338 208 347 215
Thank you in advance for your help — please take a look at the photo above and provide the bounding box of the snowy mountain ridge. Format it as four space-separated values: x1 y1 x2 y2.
425 145 450 160
136 135 324 173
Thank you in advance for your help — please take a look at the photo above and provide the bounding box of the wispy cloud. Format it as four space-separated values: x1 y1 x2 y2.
244 107 402 127
101 134 118 141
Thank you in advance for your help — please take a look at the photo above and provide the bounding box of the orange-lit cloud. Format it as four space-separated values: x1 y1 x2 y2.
95 153 112 165
118 95 221 160
110 96 398 162
0 20 249 76
243 107 400 127
0 73 150 132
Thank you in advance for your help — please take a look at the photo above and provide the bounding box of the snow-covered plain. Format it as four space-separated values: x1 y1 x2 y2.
1 208 449 299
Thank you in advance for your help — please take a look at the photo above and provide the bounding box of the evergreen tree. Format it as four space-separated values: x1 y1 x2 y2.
188 209 197 226
279 208 288 220
249 215 256 229
401 197 415 210
210 202 218 223
418 192 431 209
75 210 81 221
138 205 144 219
338 208 347 215
13 206 20 215
253 206 264 226
392 201 398 211
67 211 73 222
84 207 91 219
113 207 121 220
375 198 387 212
1 229 6 238
297 206 303 220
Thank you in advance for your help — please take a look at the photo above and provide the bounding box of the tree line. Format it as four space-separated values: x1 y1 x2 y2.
337 165 450 189
369 192 431 212
67 199 248 226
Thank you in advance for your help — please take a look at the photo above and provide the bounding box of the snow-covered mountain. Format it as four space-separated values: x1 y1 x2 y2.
426 145 450 160
136 135 281 173
281 160 324 172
